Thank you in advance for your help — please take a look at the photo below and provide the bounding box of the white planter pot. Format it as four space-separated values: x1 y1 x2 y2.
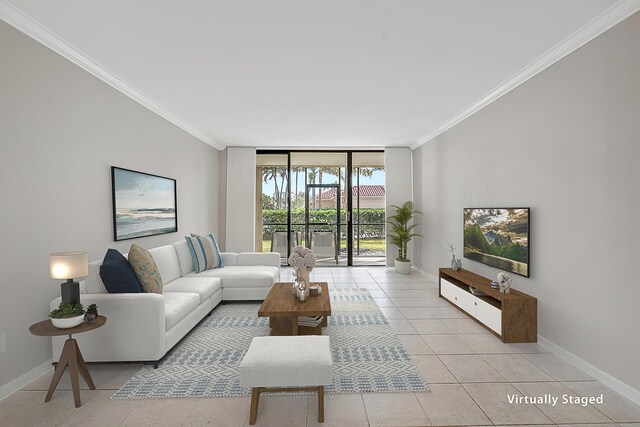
50 314 85 329
395 259 411 275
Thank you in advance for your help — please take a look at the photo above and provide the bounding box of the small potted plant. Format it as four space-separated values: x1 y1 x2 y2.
387 201 423 275
49 303 85 329
85 303 99 322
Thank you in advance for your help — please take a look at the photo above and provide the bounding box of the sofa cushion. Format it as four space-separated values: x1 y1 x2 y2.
173 240 195 276
148 245 182 285
164 292 200 331
237 252 281 268
163 277 221 303
187 266 279 288
99 249 142 293
128 244 163 294
185 234 224 273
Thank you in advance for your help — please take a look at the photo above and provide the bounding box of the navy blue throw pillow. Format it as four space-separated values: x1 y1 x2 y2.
99 249 142 293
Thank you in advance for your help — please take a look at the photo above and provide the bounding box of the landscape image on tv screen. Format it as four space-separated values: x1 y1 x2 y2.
463 208 529 277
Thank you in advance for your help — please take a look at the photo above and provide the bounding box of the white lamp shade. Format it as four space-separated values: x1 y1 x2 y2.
50 251 88 280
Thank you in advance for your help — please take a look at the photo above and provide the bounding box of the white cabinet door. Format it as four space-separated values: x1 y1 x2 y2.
440 279 457 301
456 288 476 316
441 277 503 337
476 298 502 335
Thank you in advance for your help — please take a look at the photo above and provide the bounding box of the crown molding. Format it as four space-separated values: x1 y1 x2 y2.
410 0 640 150
0 1 224 150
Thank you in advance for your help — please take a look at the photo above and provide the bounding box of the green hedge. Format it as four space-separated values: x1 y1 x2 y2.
262 208 385 239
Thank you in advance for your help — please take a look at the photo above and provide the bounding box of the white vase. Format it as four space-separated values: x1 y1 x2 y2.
395 259 411 275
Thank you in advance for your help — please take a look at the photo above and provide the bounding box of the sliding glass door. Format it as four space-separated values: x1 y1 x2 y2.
256 151 384 266
305 184 341 265
351 152 386 266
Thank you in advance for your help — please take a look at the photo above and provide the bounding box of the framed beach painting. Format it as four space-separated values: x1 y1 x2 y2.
111 167 177 241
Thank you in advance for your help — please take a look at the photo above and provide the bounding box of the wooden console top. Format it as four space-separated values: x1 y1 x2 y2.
439 268 535 301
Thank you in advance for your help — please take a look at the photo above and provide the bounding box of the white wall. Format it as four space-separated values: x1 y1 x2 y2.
384 147 413 266
224 147 256 252
0 22 220 392
412 13 640 393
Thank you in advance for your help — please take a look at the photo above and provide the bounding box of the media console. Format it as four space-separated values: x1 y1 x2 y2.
439 268 537 343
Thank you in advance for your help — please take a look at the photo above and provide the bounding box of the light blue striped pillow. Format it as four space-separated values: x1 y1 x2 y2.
185 233 223 273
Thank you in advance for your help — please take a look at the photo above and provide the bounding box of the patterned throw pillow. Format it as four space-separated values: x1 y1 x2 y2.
185 233 224 273
128 244 163 294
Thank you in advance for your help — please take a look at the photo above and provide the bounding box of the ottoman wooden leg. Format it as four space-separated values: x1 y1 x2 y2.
318 386 325 423
249 387 260 425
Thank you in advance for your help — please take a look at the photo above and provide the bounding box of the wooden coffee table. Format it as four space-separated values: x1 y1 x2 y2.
258 283 331 336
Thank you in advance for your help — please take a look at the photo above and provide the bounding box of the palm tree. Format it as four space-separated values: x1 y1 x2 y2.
307 168 317 209
277 168 288 209
292 167 303 209
262 167 280 209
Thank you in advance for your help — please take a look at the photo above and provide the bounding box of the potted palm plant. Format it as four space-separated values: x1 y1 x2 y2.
387 201 423 274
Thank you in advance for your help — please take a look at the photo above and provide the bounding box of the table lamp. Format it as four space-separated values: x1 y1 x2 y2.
50 251 88 305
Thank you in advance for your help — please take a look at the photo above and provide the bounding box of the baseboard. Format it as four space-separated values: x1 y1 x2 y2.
413 265 438 281
538 335 640 405
0 359 53 402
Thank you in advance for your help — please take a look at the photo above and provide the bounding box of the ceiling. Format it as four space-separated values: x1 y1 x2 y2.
2 0 635 149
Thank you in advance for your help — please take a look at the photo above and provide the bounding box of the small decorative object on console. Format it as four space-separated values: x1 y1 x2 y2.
446 241 460 271
497 272 512 293
490 280 499 289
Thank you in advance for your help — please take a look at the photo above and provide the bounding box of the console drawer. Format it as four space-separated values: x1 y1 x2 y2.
475 298 502 335
440 278 457 301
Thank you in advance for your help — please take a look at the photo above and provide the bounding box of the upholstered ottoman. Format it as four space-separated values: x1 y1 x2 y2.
239 335 333 425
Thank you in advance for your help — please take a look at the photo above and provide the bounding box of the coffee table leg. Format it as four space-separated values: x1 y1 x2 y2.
45 339 73 402
291 316 298 335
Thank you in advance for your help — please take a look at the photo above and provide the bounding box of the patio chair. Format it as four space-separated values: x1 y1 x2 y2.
270 231 300 260
310 230 338 264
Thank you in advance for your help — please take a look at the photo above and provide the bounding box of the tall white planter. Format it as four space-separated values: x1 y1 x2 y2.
395 259 411 275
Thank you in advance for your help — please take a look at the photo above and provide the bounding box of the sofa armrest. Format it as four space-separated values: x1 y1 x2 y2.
236 252 281 268
50 293 166 362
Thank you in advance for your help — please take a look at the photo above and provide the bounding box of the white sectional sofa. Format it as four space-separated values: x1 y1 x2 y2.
50 240 280 363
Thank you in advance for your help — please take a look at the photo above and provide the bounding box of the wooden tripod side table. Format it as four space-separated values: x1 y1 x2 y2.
29 316 106 408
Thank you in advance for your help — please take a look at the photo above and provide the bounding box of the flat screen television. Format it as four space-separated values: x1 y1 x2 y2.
463 208 530 277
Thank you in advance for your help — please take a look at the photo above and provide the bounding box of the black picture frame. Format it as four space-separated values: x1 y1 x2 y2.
111 166 178 241
463 207 530 277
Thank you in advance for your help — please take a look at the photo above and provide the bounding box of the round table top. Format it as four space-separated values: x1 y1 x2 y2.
29 315 106 337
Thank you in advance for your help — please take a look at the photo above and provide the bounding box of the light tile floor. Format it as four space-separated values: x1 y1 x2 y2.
3 267 640 426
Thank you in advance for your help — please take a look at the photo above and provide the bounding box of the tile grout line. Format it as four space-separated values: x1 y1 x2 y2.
359 392 372 427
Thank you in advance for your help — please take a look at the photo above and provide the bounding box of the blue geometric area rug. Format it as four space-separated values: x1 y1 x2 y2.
112 290 429 399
